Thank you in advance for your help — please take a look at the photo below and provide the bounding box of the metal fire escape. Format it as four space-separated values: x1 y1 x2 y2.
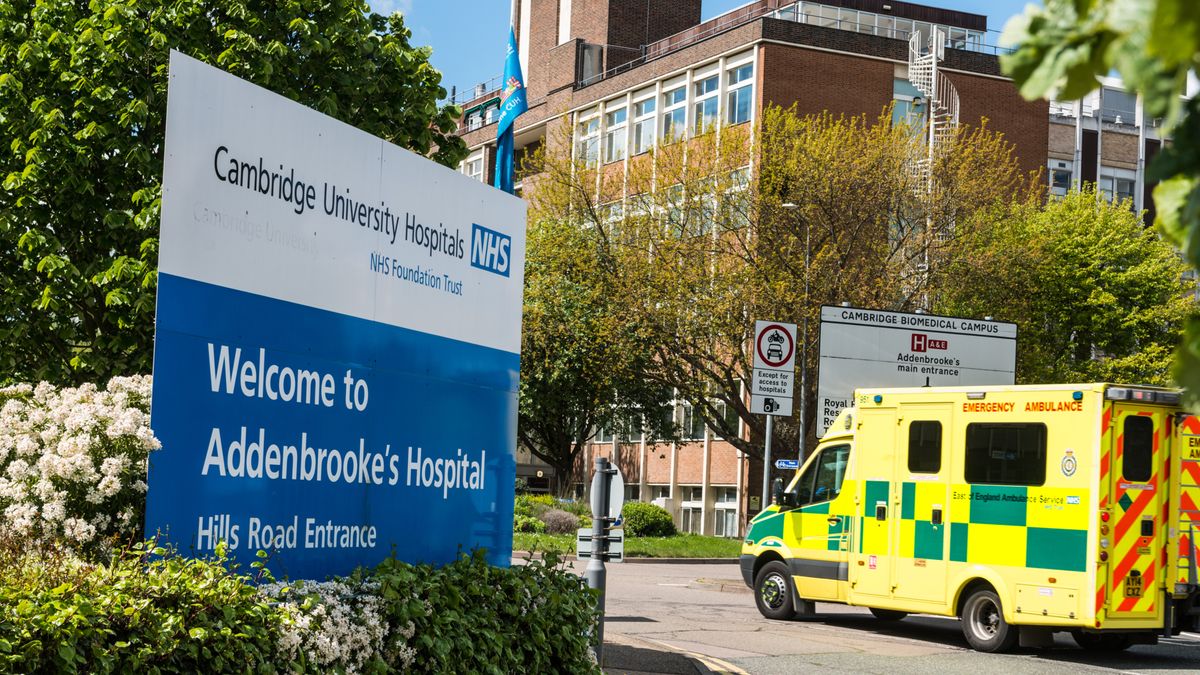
907 28 960 199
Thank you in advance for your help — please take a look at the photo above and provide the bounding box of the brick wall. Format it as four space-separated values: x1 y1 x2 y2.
1101 130 1140 170
761 43 894 120
526 0 563 100
946 71 1049 179
1048 122 1075 162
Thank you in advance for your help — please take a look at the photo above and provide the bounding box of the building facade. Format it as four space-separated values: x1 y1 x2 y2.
455 0 1050 537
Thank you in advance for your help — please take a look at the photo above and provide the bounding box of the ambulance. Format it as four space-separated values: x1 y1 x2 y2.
740 383 1200 652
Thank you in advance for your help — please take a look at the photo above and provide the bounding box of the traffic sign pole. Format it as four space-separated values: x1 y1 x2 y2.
585 456 615 666
761 414 773 512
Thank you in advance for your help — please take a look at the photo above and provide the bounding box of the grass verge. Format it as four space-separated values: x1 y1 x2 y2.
512 532 741 558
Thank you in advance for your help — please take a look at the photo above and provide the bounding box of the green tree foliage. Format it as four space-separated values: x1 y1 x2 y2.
0 0 466 384
1000 0 1200 394
528 106 1032 462
936 188 1193 384
521 149 676 495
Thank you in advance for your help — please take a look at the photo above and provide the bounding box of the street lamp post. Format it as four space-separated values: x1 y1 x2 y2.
781 202 808 461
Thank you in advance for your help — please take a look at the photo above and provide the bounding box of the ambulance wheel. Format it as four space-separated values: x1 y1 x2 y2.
869 608 908 621
754 561 796 620
961 589 1018 653
1071 631 1132 651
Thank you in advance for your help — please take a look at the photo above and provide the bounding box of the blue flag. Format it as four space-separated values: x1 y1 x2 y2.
494 27 528 194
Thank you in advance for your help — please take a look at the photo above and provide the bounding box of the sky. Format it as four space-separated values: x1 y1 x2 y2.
367 0 1037 102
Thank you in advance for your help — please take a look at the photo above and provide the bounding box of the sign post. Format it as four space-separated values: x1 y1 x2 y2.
584 456 623 665
751 320 797 510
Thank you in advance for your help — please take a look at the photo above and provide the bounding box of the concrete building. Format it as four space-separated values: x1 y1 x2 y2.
454 0 1050 537
1046 77 1198 220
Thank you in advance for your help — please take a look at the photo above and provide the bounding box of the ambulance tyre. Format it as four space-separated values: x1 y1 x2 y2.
961 589 1018 653
869 608 908 621
1070 631 1132 652
754 561 797 620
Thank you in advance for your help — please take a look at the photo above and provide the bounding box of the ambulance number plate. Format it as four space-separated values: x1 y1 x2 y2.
1124 571 1143 598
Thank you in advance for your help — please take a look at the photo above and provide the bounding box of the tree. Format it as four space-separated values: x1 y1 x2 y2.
519 130 676 496
1000 0 1200 394
936 187 1193 384
525 105 1031 464
0 0 466 385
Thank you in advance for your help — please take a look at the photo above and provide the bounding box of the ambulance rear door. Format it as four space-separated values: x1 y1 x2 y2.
1103 400 1169 622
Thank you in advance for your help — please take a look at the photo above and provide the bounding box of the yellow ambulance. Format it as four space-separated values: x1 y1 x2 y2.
740 383 1200 652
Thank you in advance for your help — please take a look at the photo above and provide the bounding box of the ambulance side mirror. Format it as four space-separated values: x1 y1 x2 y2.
772 478 796 508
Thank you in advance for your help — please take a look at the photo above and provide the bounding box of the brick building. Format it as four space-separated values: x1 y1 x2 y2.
456 0 1049 537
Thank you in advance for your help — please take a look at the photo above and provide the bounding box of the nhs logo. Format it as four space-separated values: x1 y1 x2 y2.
471 223 511 277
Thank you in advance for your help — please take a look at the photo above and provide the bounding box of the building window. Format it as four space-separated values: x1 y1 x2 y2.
681 507 702 534
726 63 753 125
693 75 719 134
1123 416 1153 482
1050 168 1071 196
1100 174 1135 205
464 157 484 182
714 508 737 537
577 116 599 167
662 86 686 142
484 104 499 125
907 421 942 474
625 484 641 502
593 424 614 443
604 106 627 163
1102 88 1137 125
964 423 1047 486
678 402 706 440
650 485 671 500
467 111 483 130
632 97 656 155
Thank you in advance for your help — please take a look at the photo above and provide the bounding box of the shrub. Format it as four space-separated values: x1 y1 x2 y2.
514 514 546 533
540 508 580 534
0 377 159 554
0 540 601 674
515 493 556 519
622 501 676 537
372 550 600 673
0 539 290 673
555 498 592 518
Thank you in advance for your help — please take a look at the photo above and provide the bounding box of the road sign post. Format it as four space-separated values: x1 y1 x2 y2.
585 456 623 665
752 320 797 511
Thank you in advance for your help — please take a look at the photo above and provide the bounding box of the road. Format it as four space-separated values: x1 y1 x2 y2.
577 560 1200 674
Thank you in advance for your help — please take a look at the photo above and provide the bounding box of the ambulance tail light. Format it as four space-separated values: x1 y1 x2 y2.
1100 551 1109 562
1105 387 1182 405
1100 512 1110 523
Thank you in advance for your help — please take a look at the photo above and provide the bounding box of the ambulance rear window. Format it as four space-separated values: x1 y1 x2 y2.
1122 416 1153 482
964 423 1047 486
908 421 942 473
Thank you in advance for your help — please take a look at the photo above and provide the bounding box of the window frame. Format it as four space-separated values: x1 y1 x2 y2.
603 105 628 164
790 443 851 506
692 74 719 134
725 63 754 125
576 114 600 167
661 86 687 142
632 96 657 155
907 420 943 474
964 422 1048 486
1122 415 1153 483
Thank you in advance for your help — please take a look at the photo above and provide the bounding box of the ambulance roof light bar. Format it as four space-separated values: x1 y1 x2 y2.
1105 387 1181 405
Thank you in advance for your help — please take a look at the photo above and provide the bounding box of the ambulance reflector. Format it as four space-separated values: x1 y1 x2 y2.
1104 387 1181 404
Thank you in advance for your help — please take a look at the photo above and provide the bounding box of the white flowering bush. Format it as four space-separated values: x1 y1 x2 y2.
260 577 408 674
0 376 159 552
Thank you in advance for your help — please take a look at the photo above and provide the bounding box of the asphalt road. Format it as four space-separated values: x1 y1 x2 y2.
575 560 1200 674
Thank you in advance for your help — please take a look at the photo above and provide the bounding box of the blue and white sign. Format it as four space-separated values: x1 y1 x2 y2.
774 459 800 471
146 52 526 579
